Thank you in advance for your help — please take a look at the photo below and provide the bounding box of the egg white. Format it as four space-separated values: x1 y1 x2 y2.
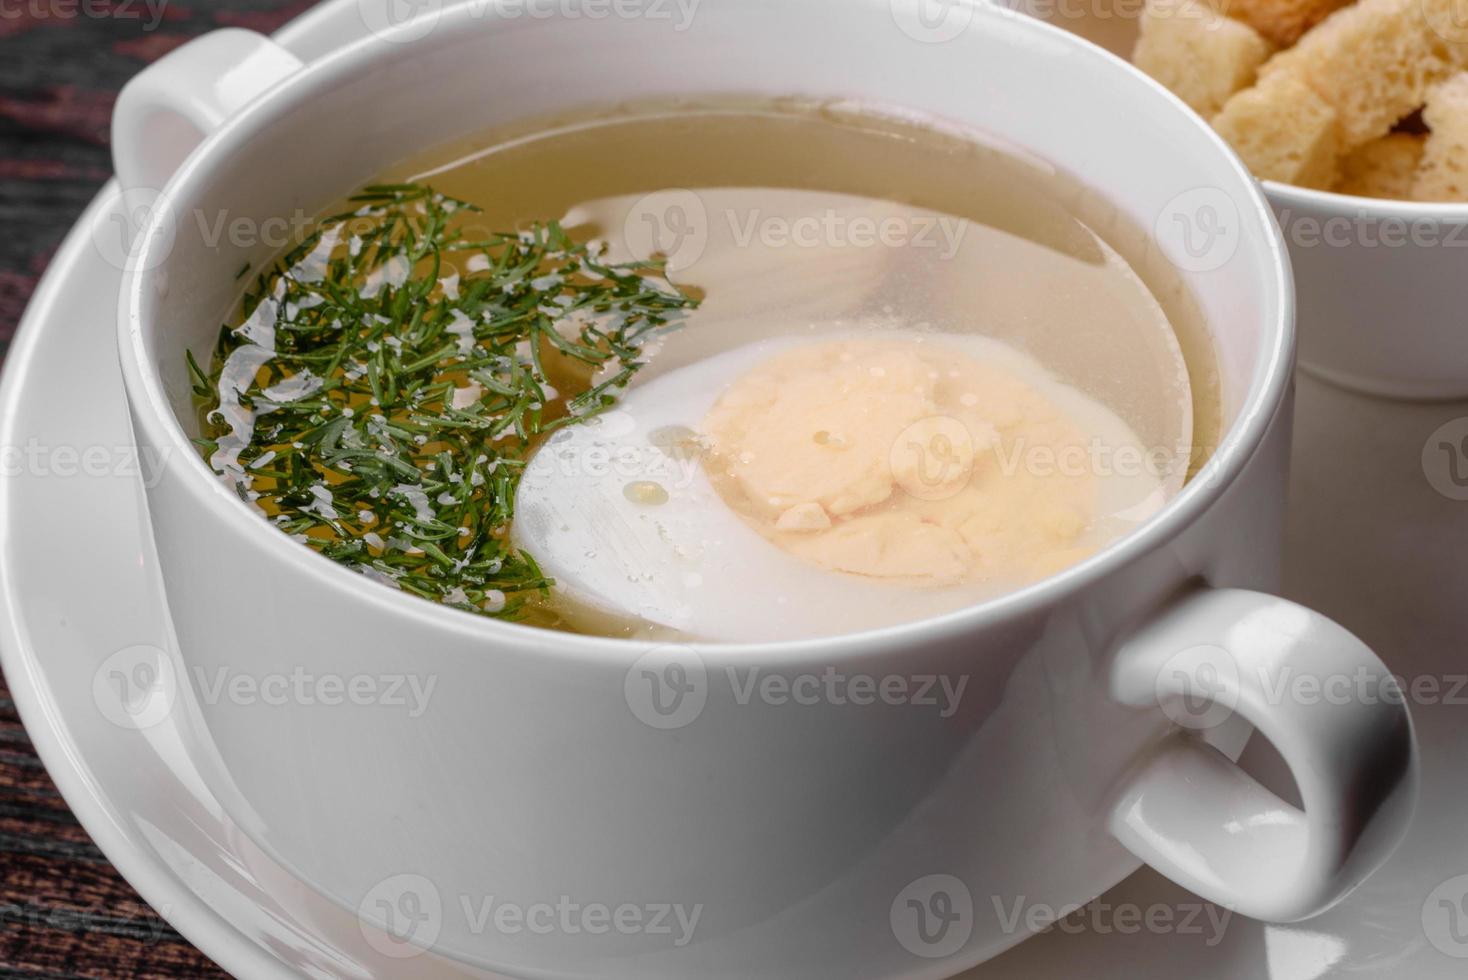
513 329 1187 642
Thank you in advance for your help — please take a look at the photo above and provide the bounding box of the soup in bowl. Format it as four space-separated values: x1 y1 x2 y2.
186 99 1216 642
111 1 1415 976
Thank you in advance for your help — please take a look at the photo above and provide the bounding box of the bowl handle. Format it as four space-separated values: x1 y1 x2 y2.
1108 586 1418 921
111 29 305 193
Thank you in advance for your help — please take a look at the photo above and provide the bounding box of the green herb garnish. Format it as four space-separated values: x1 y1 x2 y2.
191 183 700 620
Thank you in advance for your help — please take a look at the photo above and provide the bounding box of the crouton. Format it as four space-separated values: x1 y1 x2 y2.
1223 0 1353 47
1413 72 1468 201
1261 0 1468 150
1134 0 1275 117
1212 72 1343 187
1334 132 1427 197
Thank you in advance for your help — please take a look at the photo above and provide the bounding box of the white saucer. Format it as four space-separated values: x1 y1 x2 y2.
3 3 1468 976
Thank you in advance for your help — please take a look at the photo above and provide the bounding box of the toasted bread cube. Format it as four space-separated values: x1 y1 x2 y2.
1223 0 1352 47
1212 73 1342 188
1413 73 1468 201
1134 0 1274 117
1334 133 1427 198
1261 0 1468 150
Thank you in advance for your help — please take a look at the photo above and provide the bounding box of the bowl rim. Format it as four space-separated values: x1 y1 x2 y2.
1264 176 1468 218
117 0 1297 667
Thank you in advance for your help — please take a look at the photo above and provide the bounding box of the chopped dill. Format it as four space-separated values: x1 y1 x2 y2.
191 183 700 620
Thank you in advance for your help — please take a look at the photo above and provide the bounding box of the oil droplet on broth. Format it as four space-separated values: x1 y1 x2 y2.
623 481 670 506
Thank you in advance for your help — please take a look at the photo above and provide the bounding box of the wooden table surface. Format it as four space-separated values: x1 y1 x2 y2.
0 3 323 975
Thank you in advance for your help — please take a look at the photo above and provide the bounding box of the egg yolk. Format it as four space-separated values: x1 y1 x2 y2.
700 339 1098 586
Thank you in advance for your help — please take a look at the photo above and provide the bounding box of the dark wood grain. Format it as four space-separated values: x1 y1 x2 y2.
0 678 234 977
0 2 325 975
